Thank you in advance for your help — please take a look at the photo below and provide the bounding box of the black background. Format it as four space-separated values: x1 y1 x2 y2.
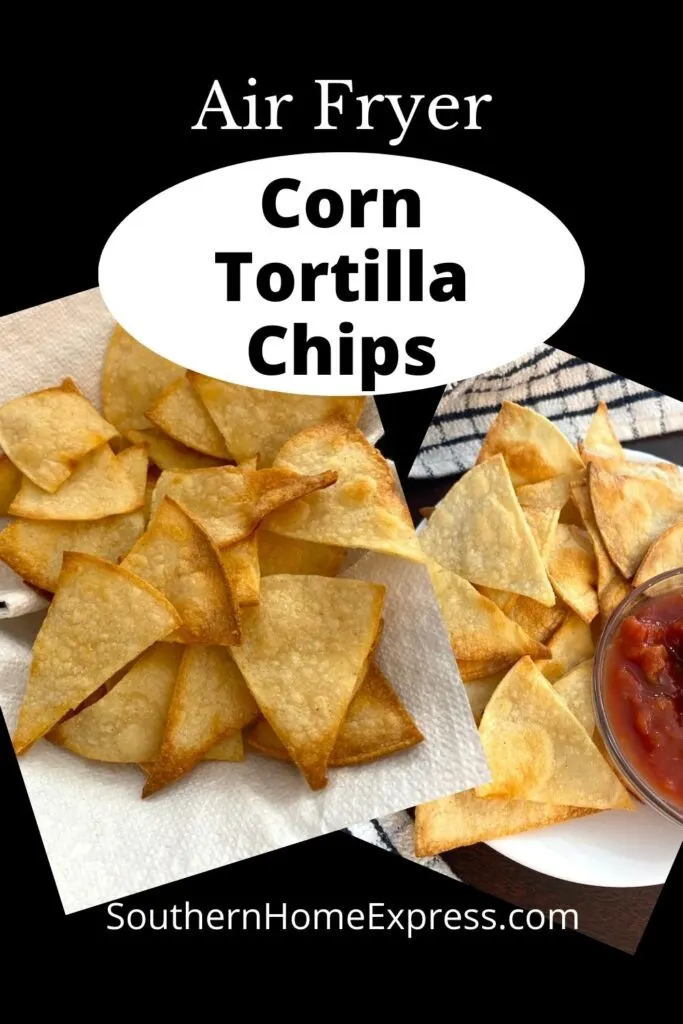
1 58 676 962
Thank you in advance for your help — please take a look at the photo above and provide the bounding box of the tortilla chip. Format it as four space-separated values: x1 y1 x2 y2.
203 731 244 761
151 464 337 549
125 427 229 472
465 674 505 724
547 523 598 623
9 443 145 520
116 444 149 504
146 377 231 459
420 455 555 605
554 658 595 737
264 421 423 562
220 539 261 607
142 645 258 796
539 611 595 681
477 401 584 485
49 644 182 761
589 462 683 578
0 508 145 591
0 383 118 493
516 472 585 511
102 325 184 434
248 662 422 766
0 454 21 514
415 790 595 856
258 530 346 578
12 553 180 754
579 402 624 463
634 520 683 587
428 560 549 665
458 658 517 683
121 497 240 645
231 575 385 789
188 373 366 467
569 479 631 623
476 657 631 809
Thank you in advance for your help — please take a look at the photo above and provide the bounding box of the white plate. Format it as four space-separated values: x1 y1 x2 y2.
423 448 683 887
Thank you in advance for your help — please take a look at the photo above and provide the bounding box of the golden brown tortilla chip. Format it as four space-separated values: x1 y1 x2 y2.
12 553 180 754
257 530 346 578
579 402 624 463
553 658 595 737
415 790 595 856
49 644 182 761
0 454 21 514
146 377 231 459
538 611 595 682
188 372 366 467
264 421 423 562
516 472 585 511
464 674 506 724
125 427 229 471
570 479 631 624
101 325 184 434
231 575 385 789
428 560 549 665
220 539 261 607
477 401 584 485
0 508 145 591
420 455 555 605
116 444 149 504
248 662 422 766
10 443 145 520
121 497 240 645
143 645 258 796
634 520 683 587
0 383 118 493
547 523 599 623
458 658 518 683
589 462 683 578
151 464 337 549
203 731 244 761
476 657 632 809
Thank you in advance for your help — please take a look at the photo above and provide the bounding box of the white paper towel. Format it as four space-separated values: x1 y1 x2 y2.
0 289 489 914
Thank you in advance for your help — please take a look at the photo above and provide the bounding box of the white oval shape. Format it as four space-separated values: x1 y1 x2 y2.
98 153 584 396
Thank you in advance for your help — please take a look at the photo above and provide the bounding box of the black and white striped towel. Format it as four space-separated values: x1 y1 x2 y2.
412 346 683 480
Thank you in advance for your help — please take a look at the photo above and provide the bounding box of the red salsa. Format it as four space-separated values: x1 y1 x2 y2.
605 590 683 809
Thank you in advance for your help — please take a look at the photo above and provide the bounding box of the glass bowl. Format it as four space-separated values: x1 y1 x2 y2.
593 567 683 828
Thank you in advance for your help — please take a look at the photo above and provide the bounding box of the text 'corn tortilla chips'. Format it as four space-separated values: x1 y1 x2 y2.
231 574 385 790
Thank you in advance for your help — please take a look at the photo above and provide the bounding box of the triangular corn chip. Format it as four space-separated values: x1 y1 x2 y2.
579 401 623 463
126 427 229 471
464 674 505 724
476 657 632 809
188 372 366 467
428 560 549 664
151 464 337 549
516 471 585 511
0 382 118 493
477 401 584 485
0 454 21 514
458 657 517 683
49 644 182 761
146 377 230 459
415 789 595 856
257 529 346 578
203 731 244 761
547 523 598 623
10 443 145 521
102 325 184 434
589 462 683 578
121 497 240 645
232 575 385 789
634 520 683 587
0 508 145 591
570 479 631 623
116 444 149 503
220 539 261 607
248 662 422 766
554 658 595 737
12 553 180 753
143 645 258 796
264 421 423 562
420 454 555 605
539 611 595 681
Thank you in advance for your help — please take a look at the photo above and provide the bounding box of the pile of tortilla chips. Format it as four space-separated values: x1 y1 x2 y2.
0 325 425 795
416 399 683 857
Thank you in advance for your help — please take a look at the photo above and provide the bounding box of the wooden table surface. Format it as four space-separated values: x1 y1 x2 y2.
403 432 683 955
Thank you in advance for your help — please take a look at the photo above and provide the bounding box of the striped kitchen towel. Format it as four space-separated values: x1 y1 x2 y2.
412 345 683 479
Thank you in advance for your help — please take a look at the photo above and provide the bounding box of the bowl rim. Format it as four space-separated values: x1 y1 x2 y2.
593 566 683 827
